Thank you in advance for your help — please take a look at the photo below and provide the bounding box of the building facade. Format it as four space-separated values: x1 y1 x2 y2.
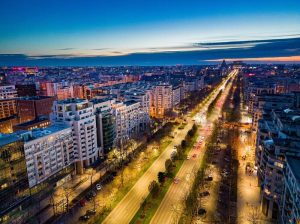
51 99 99 172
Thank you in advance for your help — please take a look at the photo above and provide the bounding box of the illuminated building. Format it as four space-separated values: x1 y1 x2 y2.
281 156 300 224
51 99 99 173
256 109 300 220
0 85 17 99
23 124 74 188
0 133 30 222
150 84 173 118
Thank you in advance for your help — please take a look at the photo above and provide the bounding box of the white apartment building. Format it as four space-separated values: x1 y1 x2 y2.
0 85 17 99
112 100 142 143
150 84 173 118
51 99 99 172
23 124 74 188
125 90 151 128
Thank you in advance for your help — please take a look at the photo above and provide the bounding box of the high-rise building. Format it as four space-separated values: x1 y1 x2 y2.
51 99 99 173
256 108 300 220
150 84 173 118
112 100 143 142
91 98 116 154
23 124 74 188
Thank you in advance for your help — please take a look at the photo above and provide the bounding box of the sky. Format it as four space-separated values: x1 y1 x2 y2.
0 0 300 65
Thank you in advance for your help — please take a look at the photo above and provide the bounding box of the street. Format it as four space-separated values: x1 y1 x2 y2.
149 70 236 224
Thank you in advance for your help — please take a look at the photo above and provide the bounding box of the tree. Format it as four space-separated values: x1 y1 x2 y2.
158 172 166 185
165 159 172 174
148 180 159 197
247 205 261 224
181 140 187 149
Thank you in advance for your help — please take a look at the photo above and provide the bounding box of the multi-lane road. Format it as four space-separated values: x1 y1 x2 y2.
103 70 237 224
150 70 236 224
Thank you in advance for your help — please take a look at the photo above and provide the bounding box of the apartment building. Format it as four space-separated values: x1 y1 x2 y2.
112 100 143 143
281 156 300 224
256 109 300 220
23 124 74 188
124 90 151 129
0 99 16 120
51 99 99 173
90 98 116 154
150 84 173 118
172 85 181 107
0 85 17 99
251 94 294 130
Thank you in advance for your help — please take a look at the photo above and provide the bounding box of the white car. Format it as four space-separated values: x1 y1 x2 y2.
96 183 102 191
186 156 191 160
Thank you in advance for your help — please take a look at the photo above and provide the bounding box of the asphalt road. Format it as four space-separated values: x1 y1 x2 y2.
150 70 236 224
103 70 237 224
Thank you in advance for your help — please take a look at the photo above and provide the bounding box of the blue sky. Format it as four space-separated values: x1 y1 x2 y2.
0 0 300 65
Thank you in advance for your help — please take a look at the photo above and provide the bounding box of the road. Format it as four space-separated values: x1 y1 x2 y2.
103 70 237 224
149 70 237 224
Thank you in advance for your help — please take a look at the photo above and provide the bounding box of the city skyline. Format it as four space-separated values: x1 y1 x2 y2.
1 0 300 65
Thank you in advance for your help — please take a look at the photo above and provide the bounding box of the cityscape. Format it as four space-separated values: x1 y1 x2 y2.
0 1 300 224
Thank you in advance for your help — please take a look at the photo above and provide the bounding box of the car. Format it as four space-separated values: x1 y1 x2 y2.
173 177 180 184
79 215 90 221
204 176 213 181
86 209 96 216
80 199 86 207
198 208 207 216
199 191 210 197
96 183 102 191
186 156 190 160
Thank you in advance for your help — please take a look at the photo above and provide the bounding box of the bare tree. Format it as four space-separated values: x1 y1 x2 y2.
247 205 261 224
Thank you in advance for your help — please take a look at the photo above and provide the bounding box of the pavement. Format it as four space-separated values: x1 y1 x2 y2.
149 70 236 224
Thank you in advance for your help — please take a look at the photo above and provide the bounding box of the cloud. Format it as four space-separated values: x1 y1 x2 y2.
0 36 300 66
57 48 75 51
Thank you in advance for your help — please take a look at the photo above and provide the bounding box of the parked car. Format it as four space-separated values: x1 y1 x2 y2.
96 183 102 191
204 176 213 181
199 191 210 197
79 215 90 221
173 177 180 184
86 209 96 216
80 199 86 207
